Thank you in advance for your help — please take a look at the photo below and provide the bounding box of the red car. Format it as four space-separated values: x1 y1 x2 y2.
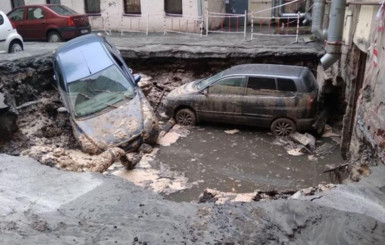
7 4 91 42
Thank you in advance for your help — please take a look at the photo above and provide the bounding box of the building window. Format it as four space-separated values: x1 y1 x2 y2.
165 0 182 15
46 0 61 4
11 0 25 9
84 0 100 14
124 0 141 14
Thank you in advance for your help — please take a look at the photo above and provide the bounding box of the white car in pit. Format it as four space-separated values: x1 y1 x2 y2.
0 10 23 53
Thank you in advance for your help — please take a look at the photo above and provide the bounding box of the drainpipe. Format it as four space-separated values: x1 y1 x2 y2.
197 0 202 17
320 0 347 69
311 0 328 40
303 0 311 24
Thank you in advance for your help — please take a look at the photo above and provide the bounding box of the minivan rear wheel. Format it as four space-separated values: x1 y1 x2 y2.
47 31 62 42
271 118 296 137
175 108 196 126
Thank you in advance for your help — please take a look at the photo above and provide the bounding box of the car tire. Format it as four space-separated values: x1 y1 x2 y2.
47 31 62 42
271 118 296 137
8 40 23 53
175 108 196 126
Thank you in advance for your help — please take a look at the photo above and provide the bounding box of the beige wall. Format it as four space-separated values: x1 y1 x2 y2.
25 0 46 5
353 5 375 52
0 1 13 13
99 0 201 33
61 0 85 14
249 0 272 19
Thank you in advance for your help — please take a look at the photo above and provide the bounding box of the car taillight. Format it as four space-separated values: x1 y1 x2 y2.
306 93 315 111
67 17 75 26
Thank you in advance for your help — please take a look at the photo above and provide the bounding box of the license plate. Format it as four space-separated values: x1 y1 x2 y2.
81 29 89 34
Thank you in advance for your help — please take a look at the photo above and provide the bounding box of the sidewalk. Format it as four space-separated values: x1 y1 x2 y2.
0 32 323 61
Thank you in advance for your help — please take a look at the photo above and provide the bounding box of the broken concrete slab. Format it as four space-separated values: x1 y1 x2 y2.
290 132 316 152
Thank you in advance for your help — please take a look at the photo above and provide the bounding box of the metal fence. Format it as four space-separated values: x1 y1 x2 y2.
164 14 204 36
205 11 247 39
250 13 301 42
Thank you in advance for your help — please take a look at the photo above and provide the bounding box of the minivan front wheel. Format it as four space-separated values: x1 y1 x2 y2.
175 108 196 126
271 118 296 137
47 31 62 42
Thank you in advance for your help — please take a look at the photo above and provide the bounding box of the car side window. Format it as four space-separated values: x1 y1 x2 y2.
246 77 276 95
27 7 45 20
277 78 297 92
0 15 4 25
209 76 245 95
8 8 24 22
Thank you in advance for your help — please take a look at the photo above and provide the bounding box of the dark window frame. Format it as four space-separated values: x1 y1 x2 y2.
46 0 61 4
11 0 25 9
123 0 141 15
0 15 4 25
164 0 183 15
84 0 101 15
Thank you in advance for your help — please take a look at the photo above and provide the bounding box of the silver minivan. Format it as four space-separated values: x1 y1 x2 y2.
164 64 319 136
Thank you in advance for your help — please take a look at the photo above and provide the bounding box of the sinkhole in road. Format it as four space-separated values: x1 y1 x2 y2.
0 56 342 202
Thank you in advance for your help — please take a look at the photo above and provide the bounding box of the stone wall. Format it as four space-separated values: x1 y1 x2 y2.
339 3 385 164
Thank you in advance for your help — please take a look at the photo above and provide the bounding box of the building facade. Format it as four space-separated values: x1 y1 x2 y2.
1 0 230 33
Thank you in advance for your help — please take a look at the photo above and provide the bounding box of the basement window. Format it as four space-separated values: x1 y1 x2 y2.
124 0 141 14
165 0 182 15
84 0 100 15
11 0 25 8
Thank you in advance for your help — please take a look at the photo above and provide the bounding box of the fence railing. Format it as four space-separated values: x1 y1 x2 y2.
164 14 204 36
206 11 247 39
88 10 304 42
119 14 149 35
250 12 301 42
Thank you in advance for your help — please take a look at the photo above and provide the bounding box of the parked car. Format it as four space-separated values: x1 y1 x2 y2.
7 4 91 42
164 64 319 136
0 10 23 53
53 34 159 155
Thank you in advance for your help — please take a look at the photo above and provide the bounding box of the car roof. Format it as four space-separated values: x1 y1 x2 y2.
54 34 114 83
222 64 305 78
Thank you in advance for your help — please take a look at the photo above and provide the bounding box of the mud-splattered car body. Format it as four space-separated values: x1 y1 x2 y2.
53 34 159 154
165 64 319 136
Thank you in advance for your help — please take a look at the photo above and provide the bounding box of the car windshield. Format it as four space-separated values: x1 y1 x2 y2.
48 5 77 16
196 71 224 90
68 65 135 117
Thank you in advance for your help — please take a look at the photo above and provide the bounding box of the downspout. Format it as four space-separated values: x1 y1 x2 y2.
311 0 328 40
303 0 312 24
197 0 202 17
320 0 347 69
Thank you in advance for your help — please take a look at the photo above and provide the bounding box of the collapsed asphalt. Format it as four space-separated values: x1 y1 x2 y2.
1 154 385 244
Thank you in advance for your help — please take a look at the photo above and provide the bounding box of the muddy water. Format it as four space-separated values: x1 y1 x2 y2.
151 124 343 202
